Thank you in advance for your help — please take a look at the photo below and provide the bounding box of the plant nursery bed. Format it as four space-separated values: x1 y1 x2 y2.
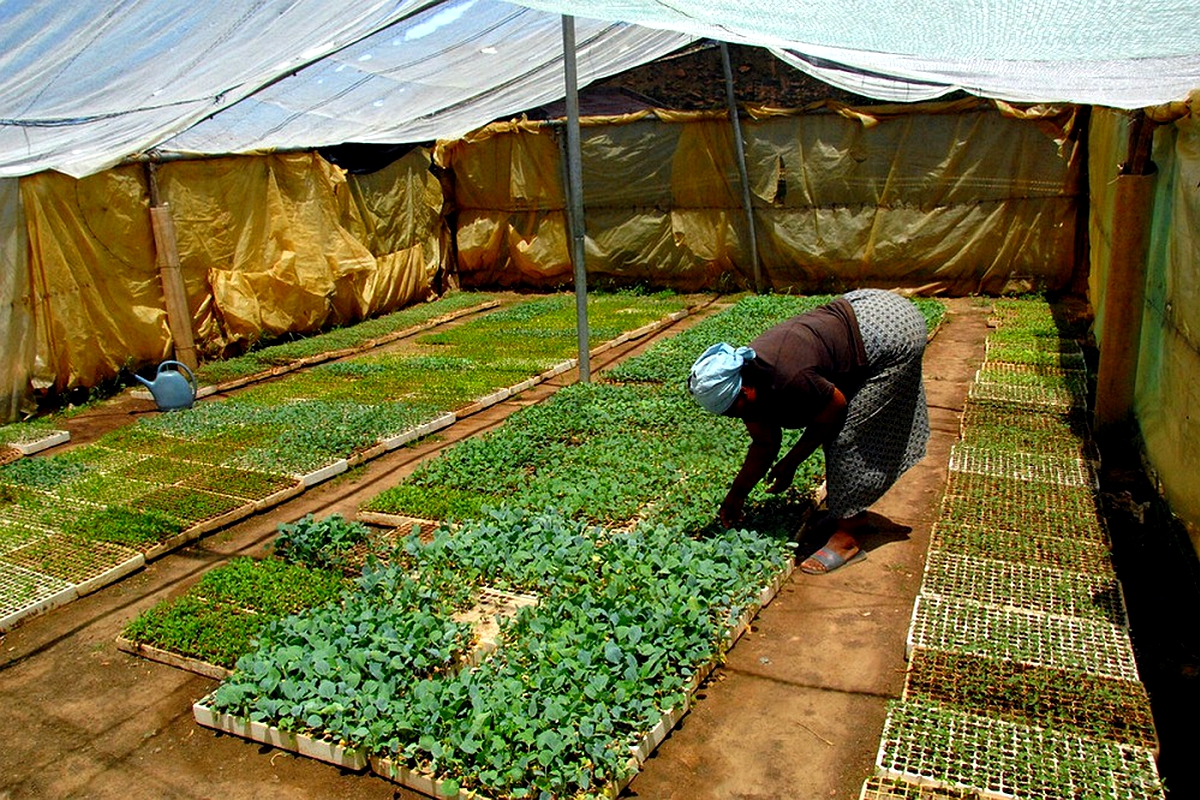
907 595 1139 682
876 699 1164 800
947 444 1097 489
192 694 370 771
920 551 1127 625
903 647 1159 753
298 458 349 487
116 636 231 680
368 557 795 800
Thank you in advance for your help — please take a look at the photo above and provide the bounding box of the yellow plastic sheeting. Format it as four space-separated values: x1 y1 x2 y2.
161 151 441 352
437 102 1081 294
20 167 168 393
1 178 34 420
1133 110 1200 549
13 150 443 394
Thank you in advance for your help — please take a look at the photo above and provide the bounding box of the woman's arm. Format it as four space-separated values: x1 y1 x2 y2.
719 420 781 526
765 386 848 493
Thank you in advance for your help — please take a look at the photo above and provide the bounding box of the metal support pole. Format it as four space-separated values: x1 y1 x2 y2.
562 16 590 383
720 42 763 293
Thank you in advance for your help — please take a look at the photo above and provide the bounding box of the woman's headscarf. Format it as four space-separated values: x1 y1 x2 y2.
687 343 756 414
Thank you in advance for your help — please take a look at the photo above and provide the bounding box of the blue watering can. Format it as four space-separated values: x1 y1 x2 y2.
135 360 198 411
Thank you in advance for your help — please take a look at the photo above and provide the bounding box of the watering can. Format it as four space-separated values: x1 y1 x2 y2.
135 360 198 411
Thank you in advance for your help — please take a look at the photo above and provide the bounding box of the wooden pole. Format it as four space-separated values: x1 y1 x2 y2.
562 15 590 383
720 42 763 293
145 162 198 370
1093 113 1157 436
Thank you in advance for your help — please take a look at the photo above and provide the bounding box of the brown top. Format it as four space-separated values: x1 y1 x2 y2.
742 297 869 429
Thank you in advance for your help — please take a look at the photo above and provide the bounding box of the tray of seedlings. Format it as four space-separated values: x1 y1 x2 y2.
903 647 1159 755
120 555 349 678
919 551 1127 626
876 698 1164 800
957 399 1099 463
906 594 1139 683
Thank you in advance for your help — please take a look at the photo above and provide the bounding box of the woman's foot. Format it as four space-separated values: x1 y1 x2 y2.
799 527 864 575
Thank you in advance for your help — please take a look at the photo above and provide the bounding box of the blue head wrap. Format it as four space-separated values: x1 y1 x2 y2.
687 343 756 414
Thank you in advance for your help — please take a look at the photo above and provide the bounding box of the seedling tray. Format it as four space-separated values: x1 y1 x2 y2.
8 429 70 456
193 694 369 771
903 647 1159 753
985 337 1087 369
116 637 231 680
0 561 77 632
948 444 1097 489
453 586 540 662
877 700 1164 800
907 595 1139 682
958 400 1097 461
3 534 143 596
0 518 53 556
975 361 1088 391
859 775 978 800
929 520 1114 576
941 472 1105 534
967 380 1087 412
920 552 1127 626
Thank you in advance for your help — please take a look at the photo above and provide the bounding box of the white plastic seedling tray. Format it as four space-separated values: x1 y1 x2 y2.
10 429 70 455
948 444 1098 489
907 595 1140 682
920 552 1128 627
877 700 1164 800
0 562 77 632
193 694 369 771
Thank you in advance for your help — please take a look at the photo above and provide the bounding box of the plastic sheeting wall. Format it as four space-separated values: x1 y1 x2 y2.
7 149 444 401
438 100 1083 295
0 178 33 421
1089 107 1200 551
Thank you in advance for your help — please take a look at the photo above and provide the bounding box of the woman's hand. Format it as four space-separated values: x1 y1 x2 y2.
765 460 795 493
718 493 745 527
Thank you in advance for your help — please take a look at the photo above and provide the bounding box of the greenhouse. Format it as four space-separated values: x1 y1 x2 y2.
1 2 1198 799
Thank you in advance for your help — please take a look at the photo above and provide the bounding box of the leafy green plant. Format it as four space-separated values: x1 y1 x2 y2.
274 514 370 571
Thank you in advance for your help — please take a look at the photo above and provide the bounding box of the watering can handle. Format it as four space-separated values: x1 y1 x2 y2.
158 360 198 393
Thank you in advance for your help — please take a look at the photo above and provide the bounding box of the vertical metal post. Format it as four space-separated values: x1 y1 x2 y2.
562 15 590 382
720 41 763 293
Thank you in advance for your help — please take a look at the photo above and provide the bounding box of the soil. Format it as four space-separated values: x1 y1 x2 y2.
0 296 1195 799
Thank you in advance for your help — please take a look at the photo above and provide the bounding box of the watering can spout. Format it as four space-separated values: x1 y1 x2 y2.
137 360 198 411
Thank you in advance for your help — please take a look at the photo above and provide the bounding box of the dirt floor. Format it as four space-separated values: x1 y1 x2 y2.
0 296 1194 799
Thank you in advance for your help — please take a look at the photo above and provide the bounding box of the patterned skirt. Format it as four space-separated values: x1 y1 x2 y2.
825 289 930 519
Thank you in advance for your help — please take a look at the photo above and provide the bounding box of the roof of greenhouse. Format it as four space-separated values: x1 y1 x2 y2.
3 0 1200 179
